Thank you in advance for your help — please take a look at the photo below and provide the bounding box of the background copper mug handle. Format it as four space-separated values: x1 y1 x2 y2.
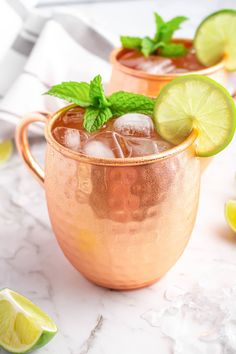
15 112 50 186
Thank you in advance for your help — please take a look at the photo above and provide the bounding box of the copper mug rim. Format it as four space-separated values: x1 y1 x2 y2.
110 38 226 81
45 104 198 167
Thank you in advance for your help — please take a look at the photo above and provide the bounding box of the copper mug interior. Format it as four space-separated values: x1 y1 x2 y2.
15 106 201 290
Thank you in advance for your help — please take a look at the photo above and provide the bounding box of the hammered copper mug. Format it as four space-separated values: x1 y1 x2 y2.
16 105 200 290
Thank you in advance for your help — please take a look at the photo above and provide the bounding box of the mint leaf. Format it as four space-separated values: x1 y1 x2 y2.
158 24 173 43
141 37 156 57
159 16 188 43
120 36 142 50
120 12 188 58
141 37 164 57
89 75 110 108
108 92 155 117
83 106 112 132
166 16 188 32
160 43 187 57
154 12 164 41
45 82 91 107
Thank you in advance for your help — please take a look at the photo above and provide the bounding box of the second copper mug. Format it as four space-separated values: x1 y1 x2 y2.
108 39 226 96
16 105 201 290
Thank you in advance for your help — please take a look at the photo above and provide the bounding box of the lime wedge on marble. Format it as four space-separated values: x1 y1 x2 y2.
154 75 236 157
194 9 236 70
0 140 13 164
0 288 57 353
225 200 236 232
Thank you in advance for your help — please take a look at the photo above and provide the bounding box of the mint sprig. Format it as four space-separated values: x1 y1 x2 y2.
45 81 91 107
120 12 188 57
83 107 112 132
120 36 142 51
45 75 155 133
109 92 154 117
89 75 110 108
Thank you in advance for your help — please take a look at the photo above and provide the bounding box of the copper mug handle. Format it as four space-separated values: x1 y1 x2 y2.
15 112 50 186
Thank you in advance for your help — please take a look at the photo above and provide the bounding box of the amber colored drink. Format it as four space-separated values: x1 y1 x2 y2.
119 47 206 75
108 39 226 97
52 106 173 158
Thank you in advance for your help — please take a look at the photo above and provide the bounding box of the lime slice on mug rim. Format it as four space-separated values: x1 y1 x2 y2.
194 9 236 71
225 200 236 232
154 75 236 157
0 288 57 353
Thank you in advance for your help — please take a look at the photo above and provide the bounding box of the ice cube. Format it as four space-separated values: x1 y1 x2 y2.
119 50 146 69
142 285 227 354
83 141 115 158
222 322 236 352
61 106 85 129
136 57 175 74
164 286 187 302
155 139 173 152
53 127 88 152
82 131 132 158
141 309 163 327
128 137 158 156
127 137 173 157
113 113 154 137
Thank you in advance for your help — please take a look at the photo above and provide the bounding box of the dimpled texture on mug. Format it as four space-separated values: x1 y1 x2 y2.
44 145 200 290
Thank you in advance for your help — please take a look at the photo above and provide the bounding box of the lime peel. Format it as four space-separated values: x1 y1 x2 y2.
194 9 236 71
0 289 57 354
225 200 236 232
0 140 13 164
154 75 236 157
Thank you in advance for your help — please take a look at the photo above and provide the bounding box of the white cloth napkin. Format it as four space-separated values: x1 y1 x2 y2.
0 0 116 140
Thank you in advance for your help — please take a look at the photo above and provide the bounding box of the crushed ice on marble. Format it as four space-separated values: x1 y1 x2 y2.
141 308 163 327
141 270 236 354
164 285 186 302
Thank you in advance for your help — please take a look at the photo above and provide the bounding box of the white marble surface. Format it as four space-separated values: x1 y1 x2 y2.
1 1 236 353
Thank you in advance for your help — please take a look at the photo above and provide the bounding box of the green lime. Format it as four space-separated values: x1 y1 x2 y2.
225 200 236 232
194 9 236 71
0 289 57 353
0 140 13 164
154 75 236 157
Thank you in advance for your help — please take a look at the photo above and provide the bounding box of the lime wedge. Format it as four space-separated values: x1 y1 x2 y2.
154 75 236 157
194 9 236 71
0 140 13 164
0 289 57 353
225 200 236 232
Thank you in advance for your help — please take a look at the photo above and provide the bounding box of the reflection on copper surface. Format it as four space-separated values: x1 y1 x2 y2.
16 107 201 290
